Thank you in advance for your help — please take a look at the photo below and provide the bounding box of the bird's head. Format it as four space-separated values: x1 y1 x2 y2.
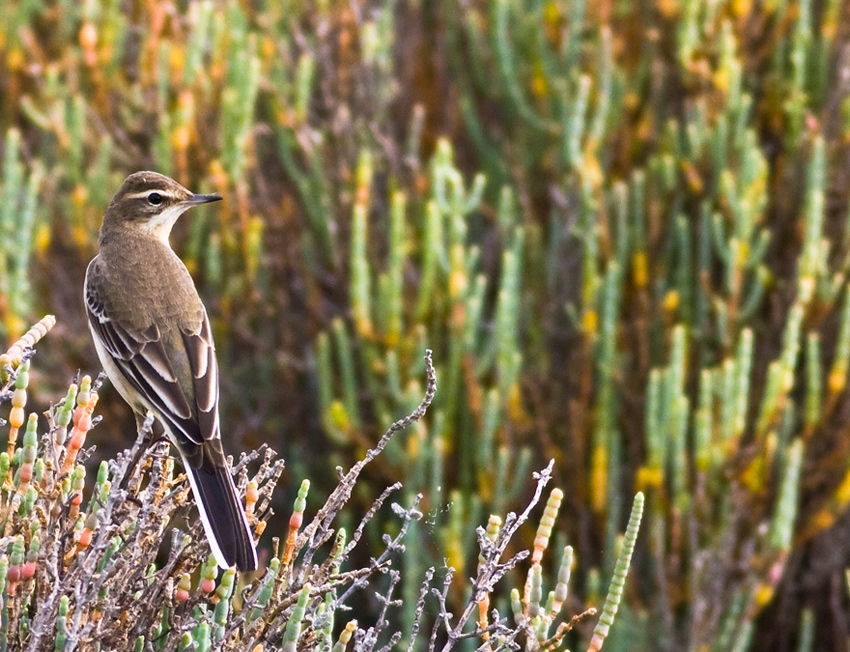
101 171 221 245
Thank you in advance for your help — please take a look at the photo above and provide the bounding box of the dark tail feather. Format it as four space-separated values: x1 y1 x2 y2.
186 461 258 571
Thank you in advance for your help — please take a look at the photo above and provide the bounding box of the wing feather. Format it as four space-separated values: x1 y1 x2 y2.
182 311 220 443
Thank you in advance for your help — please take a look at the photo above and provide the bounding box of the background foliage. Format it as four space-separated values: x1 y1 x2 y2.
1 0 850 649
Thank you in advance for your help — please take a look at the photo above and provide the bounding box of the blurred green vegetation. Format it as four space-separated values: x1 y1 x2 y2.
2 0 850 649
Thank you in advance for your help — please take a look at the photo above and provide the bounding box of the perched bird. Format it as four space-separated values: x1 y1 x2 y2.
84 171 258 571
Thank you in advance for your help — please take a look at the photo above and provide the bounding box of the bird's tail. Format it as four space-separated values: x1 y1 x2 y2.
184 452 258 571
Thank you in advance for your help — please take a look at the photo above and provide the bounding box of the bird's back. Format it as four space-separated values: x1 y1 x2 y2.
94 234 204 332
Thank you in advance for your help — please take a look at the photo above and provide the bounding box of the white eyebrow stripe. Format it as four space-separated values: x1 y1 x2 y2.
123 191 181 201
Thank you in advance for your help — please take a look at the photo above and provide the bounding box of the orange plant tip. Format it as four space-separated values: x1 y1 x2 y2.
828 370 846 395
7 48 24 71
754 584 775 608
6 566 21 584
76 411 92 432
582 308 598 335
9 407 25 430
78 22 97 50
22 562 36 580
78 529 93 548
635 466 664 491
662 289 680 312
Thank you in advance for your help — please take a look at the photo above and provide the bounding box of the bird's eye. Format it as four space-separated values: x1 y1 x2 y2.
147 192 163 205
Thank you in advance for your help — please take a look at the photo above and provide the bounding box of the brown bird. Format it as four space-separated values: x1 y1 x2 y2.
84 171 257 571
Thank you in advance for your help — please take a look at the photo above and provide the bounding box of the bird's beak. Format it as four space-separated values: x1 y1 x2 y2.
185 193 222 205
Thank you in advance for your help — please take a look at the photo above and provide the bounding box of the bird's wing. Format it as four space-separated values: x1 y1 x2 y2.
84 261 219 456
180 309 220 445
